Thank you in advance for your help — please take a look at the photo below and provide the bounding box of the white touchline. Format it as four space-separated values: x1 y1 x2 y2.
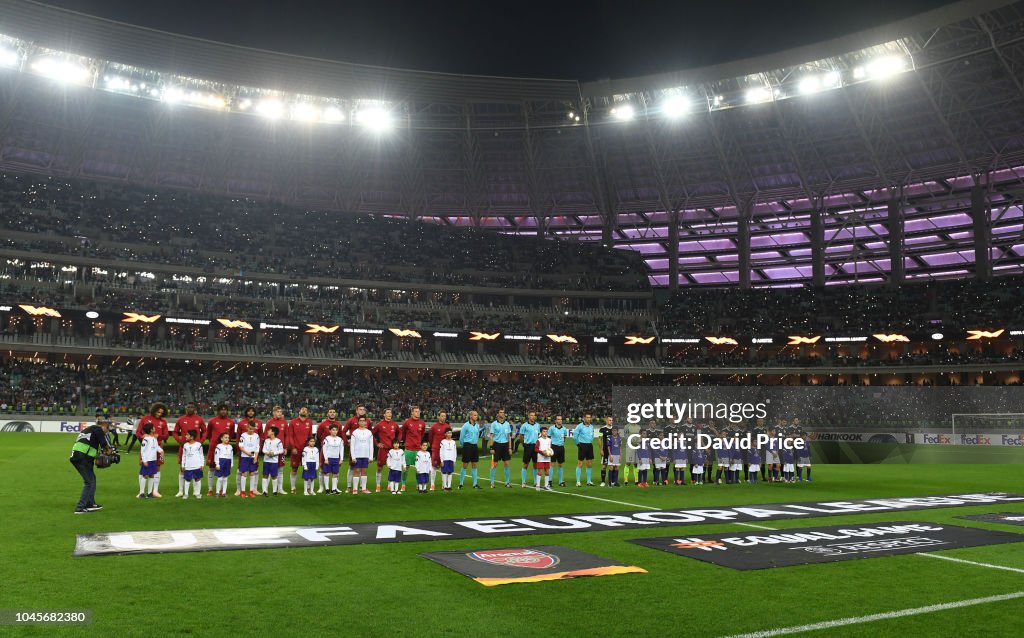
917 553 1024 574
540 486 661 510
735 522 776 530
718 591 1024 638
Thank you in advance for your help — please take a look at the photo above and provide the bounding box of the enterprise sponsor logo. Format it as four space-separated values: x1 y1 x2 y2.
166 317 211 326
260 322 299 330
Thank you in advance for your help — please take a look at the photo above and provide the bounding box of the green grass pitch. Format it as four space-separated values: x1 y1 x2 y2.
2 434 1023 637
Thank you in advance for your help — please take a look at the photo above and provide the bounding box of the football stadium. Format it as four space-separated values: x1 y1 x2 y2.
1 0 1024 635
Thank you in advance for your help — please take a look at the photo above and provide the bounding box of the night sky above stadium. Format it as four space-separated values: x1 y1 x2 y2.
46 0 957 80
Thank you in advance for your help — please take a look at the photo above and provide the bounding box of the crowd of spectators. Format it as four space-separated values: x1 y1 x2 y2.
0 172 648 291
658 277 1024 333
2 359 1019 420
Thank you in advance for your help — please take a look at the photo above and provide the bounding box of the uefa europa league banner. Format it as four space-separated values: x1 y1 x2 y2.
75 492 1024 557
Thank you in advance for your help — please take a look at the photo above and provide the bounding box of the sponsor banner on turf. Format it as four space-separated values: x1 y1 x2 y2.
421 545 646 586
629 522 1023 570
73 492 1024 557
958 512 1024 526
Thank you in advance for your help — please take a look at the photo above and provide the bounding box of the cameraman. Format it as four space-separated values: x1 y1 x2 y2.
69 416 113 514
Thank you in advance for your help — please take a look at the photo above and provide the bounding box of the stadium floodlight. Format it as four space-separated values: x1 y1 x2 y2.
290 102 319 122
661 94 689 119
932 332 944 340
256 99 285 119
0 47 18 68
161 86 184 104
799 71 842 95
31 56 90 85
321 106 345 123
356 107 394 131
610 104 635 121
744 86 772 104
853 55 908 81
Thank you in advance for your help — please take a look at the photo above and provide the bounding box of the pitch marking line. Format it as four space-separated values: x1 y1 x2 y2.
540 489 782 531
718 591 1024 638
539 486 661 510
917 553 1024 574
735 522 777 530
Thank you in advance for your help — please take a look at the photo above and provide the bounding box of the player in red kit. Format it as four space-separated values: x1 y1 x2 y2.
372 408 399 493
401 406 427 492
428 410 452 491
172 402 206 497
264 409 288 493
135 402 169 447
205 404 236 496
343 405 368 491
286 406 313 494
316 407 343 494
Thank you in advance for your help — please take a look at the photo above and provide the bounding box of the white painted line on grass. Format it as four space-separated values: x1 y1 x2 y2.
735 522 777 530
541 487 661 510
718 591 1024 638
918 553 1024 574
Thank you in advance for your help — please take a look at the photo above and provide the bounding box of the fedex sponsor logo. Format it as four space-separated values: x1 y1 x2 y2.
960 434 991 446
60 422 86 432
922 433 952 445
1001 434 1024 446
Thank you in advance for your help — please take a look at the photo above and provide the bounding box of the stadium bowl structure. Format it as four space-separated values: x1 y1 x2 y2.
0 0 1023 289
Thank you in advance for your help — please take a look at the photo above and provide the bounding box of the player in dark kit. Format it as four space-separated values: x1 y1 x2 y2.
599 416 614 486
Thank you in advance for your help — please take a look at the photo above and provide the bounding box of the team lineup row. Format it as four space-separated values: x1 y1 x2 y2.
127 402 816 498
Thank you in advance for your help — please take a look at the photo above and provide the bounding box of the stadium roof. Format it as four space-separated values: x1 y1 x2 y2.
0 0 1023 287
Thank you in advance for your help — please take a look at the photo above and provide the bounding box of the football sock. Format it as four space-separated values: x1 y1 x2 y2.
153 472 161 492
535 474 541 487
262 478 269 493
331 477 338 491
576 467 582 483
429 468 436 487
490 467 496 485
557 467 564 483
521 468 527 484
183 481 190 497
360 476 367 490
138 476 146 494
504 467 510 484
178 474 184 493
250 476 259 491
601 467 607 482
346 468 353 489
291 472 297 490
207 473 214 491
806 468 812 480
797 467 803 480
471 468 478 485
376 472 382 488
460 468 467 486
586 468 592 483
